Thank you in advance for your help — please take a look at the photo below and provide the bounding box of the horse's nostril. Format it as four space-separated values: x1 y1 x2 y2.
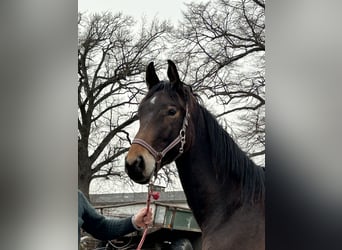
125 156 145 171
135 156 143 169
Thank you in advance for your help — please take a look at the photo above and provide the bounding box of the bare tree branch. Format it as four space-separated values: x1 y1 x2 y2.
78 12 172 196
169 0 265 166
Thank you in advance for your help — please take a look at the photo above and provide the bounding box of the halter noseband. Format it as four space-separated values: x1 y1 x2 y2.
132 104 190 170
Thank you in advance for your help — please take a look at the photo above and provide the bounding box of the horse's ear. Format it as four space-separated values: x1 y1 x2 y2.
146 62 160 90
167 60 181 87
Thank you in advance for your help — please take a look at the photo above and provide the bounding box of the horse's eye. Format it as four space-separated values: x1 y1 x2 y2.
168 108 177 116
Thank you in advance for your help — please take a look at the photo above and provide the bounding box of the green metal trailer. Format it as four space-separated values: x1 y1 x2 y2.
80 201 202 250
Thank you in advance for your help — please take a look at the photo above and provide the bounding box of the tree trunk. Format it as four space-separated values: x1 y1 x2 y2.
78 166 92 199
78 136 93 199
78 172 91 200
78 153 92 199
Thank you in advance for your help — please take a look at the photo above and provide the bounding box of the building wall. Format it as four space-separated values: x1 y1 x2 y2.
90 191 188 207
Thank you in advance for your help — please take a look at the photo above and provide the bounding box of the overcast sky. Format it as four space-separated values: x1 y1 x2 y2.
78 0 194 24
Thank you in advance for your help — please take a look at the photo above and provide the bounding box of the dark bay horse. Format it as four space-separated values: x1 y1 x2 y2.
125 60 265 250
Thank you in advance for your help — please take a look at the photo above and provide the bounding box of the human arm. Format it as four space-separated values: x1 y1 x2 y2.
79 191 153 240
79 191 135 240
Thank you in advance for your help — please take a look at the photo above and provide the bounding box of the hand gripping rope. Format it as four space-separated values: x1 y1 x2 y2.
136 180 160 250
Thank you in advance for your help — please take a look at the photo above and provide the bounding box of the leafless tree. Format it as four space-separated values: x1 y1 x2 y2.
78 0 265 196
78 12 172 197
169 0 265 165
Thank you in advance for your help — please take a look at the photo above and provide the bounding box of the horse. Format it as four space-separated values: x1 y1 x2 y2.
125 60 265 250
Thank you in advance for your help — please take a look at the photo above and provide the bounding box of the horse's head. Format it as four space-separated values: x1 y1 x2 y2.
125 60 191 184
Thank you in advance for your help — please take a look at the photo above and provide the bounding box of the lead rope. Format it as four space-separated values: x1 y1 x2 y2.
136 161 160 250
136 185 152 250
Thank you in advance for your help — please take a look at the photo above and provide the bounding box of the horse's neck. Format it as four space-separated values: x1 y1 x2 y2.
175 109 241 228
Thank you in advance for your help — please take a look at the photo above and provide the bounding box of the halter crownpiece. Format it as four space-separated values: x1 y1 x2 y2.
132 104 190 165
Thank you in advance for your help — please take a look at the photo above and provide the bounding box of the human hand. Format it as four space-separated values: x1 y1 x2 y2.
133 207 153 229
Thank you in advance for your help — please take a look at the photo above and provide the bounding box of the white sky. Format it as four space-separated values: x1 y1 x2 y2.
78 0 194 25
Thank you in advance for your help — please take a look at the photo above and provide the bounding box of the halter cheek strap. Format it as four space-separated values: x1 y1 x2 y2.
132 104 190 166
133 105 189 250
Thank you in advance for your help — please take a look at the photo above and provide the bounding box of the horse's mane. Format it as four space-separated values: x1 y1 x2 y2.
199 104 265 204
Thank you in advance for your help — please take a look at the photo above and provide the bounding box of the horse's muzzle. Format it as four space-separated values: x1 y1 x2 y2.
125 156 149 184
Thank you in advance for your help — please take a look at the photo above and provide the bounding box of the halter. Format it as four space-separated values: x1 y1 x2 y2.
132 104 190 173
133 104 190 250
